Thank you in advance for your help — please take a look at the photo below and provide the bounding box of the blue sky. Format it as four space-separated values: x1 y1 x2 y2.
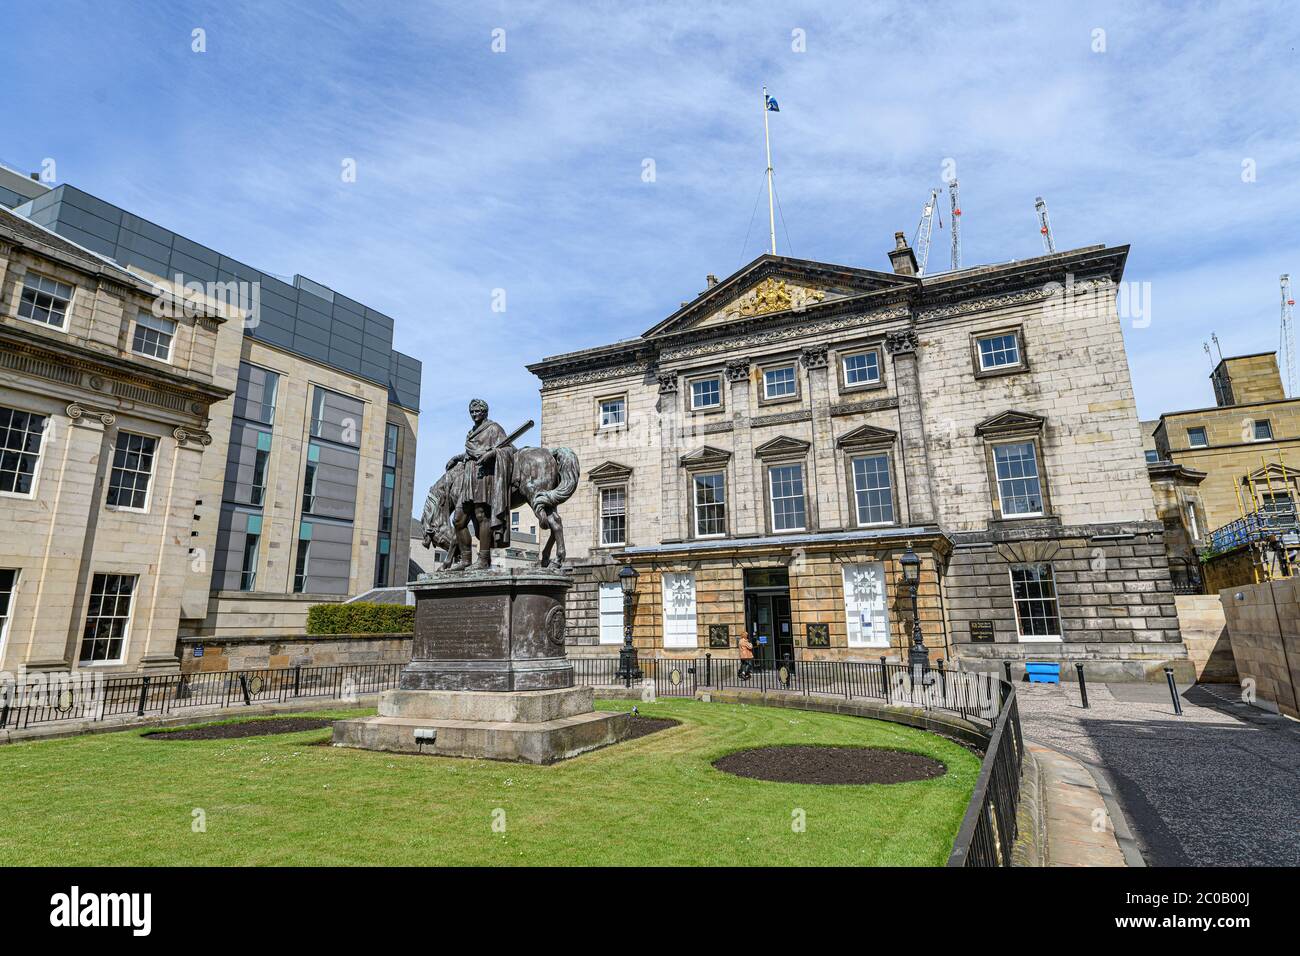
4 1 1298 510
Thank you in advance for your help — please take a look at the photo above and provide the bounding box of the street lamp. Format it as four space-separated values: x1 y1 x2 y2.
615 565 642 687
899 543 929 674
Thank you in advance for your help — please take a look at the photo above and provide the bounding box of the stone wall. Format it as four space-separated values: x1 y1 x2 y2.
1174 594 1235 682
177 633 411 674
1219 578 1300 717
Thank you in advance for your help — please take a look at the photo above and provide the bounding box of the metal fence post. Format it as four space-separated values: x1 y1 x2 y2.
1164 666 1183 716
239 673 252 706
879 656 887 702
293 665 302 698
136 676 151 716
0 688 10 729
1075 662 1089 709
705 653 712 687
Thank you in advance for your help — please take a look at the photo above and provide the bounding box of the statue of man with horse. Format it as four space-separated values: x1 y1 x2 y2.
420 398 578 572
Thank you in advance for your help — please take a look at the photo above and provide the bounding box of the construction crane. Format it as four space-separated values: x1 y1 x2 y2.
912 187 942 275
948 180 961 271
1035 196 1055 254
1281 274 1296 398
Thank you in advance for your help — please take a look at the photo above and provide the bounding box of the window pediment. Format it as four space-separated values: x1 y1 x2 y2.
836 423 898 449
679 445 732 468
587 460 633 483
975 409 1046 437
754 435 811 459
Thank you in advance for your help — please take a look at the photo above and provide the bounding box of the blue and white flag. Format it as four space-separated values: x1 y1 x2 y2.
765 93 780 112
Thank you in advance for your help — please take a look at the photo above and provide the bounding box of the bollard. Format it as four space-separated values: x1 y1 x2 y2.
1164 666 1183 716
1003 660 1013 684
1075 662 1090 709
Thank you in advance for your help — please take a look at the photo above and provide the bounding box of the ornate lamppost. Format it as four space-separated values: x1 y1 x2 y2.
899 543 929 674
615 565 642 687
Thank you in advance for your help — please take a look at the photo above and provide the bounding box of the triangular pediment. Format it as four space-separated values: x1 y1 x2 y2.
644 254 917 339
974 409 1047 437
1245 462 1298 483
754 435 812 459
836 423 898 449
679 445 733 468
586 460 634 482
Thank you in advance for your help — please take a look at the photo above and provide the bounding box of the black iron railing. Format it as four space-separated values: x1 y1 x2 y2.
0 662 402 731
946 686 1024 867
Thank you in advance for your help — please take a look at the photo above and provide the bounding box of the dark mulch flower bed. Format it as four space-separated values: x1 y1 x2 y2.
147 718 334 741
623 715 679 740
713 745 946 785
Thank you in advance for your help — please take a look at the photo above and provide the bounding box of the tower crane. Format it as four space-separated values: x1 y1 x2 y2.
912 187 942 275
949 180 961 271
1282 274 1296 398
1034 196 1055 254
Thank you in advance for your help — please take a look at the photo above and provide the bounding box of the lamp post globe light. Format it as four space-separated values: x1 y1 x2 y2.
899 544 929 673
616 565 642 686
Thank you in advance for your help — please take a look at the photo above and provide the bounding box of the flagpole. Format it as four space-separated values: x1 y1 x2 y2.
762 85 777 255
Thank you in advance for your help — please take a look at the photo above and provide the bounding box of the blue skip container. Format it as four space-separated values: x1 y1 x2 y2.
1024 661 1061 684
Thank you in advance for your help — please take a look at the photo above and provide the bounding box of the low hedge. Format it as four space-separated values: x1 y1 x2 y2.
307 602 415 635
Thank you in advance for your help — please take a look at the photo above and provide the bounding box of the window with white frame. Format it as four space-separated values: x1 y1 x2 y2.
842 562 889 647
106 432 157 510
842 349 881 387
0 568 16 649
1253 419 1274 441
762 365 797 400
17 274 73 328
769 463 806 531
993 441 1043 517
693 472 726 537
0 406 47 496
598 582 624 645
1185 501 1200 539
661 572 698 648
599 485 626 546
131 312 177 361
1186 426 1208 448
79 572 136 663
599 397 626 428
690 377 721 410
1009 563 1061 639
976 332 1021 371
851 453 894 526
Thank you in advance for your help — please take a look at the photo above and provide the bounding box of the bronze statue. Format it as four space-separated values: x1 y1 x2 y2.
421 398 578 572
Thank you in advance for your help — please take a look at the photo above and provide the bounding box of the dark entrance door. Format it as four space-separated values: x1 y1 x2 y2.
743 568 792 670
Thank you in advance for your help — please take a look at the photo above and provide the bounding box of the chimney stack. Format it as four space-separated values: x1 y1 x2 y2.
706 274 718 289
888 231 918 276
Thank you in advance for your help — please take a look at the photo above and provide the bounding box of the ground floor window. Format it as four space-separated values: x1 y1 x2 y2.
0 568 16 649
80 573 136 663
1009 563 1061 639
661 572 698 648
842 562 889 647
598 582 624 644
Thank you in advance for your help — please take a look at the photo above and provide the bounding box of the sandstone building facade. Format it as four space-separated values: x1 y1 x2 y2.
528 237 1187 678
0 174 421 671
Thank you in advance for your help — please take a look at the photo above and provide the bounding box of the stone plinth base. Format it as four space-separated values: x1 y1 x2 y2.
331 686 629 764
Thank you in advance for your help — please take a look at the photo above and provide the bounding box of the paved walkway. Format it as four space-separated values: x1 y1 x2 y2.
1016 680 1300 866
1028 743 1131 866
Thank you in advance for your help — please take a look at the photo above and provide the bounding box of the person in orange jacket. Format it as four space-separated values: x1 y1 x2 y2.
738 630 755 680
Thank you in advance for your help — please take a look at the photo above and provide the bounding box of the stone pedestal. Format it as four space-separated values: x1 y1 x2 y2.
332 568 628 764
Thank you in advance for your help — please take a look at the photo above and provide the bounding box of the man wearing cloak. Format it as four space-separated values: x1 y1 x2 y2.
445 398 514 570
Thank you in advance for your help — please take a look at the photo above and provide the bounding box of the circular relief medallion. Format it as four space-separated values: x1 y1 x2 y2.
249 675 265 695
669 668 683 686
779 666 791 685
544 605 566 647
55 688 75 713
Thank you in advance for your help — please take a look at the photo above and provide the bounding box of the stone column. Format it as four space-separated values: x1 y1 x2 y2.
725 358 759 536
885 329 937 526
802 345 841 530
657 371 684 543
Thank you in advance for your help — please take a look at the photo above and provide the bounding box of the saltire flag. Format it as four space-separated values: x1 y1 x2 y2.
765 93 780 112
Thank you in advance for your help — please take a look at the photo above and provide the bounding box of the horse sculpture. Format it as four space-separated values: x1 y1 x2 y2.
421 445 579 571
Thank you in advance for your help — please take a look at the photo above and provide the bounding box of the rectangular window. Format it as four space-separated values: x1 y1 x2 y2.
1253 419 1274 441
599 486 626 546
239 533 260 591
842 350 881 387
851 454 894 526
1187 426 1208 448
690 377 721 410
17 274 73 328
1144 449 1160 464
106 432 157 510
762 365 797 400
0 568 16 649
1260 492 1295 524
977 332 1021 371
993 441 1043 517
380 473 394 533
293 526 312 593
384 422 399 468
693 472 726 537
374 537 390 587
598 581 624 645
843 563 889 647
235 363 280 426
250 447 270 506
302 444 320 513
661 572 698 648
79 573 136 663
0 406 47 496
1010 564 1062 639
1185 501 1200 539
131 312 176 361
599 397 626 427
769 463 806 531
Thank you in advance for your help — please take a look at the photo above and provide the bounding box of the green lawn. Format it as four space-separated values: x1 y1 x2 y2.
0 699 979 866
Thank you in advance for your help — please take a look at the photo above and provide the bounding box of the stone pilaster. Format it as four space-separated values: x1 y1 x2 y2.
885 329 936 525
725 359 759 536
802 345 841 530
657 371 684 542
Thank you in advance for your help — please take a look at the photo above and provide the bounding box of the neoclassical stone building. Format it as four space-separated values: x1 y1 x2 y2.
528 235 1189 678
